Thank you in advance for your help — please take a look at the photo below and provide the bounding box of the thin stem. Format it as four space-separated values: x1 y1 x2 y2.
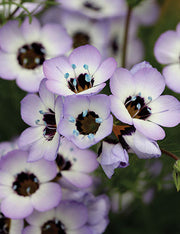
6 0 23 20
161 148 179 161
122 6 132 68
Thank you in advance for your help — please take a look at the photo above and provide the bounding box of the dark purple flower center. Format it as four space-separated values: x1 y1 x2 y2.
12 172 39 197
43 109 57 141
73 32 90 49
76 110 100 135
41 220 66 234
0 213 10 234
124 95 152 120
17 42 46 69
68 73 94 93
83 1 101 11
56 154 72 177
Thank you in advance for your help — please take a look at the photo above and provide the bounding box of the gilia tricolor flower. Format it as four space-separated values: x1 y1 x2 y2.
110 62 180 140
0 17 72 92
18 79 63 161
58 94 113 149
154 22 180 93
44 45 117 96
0 150 61 219
98 125 161 178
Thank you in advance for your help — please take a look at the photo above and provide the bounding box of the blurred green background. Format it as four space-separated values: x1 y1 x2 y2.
0 0 179 233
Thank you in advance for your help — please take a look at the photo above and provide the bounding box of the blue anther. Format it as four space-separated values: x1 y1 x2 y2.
88 133 94 140
131 96 136 101
82 110 88 117
64 73 69 79
147 108 152 113
35 119 40 124
70 147 74 151
69 116 75 123
73 158 77 162
95 117 103 123
136 103 141 110
73 79 77 87
72 64 76 69
83 64 89 70
73 129 79 137
39 110 44 114
148 96 152 101
138 92 141 96
85 74 91 82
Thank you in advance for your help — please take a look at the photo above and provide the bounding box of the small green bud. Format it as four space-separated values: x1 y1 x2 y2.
173 160 180 192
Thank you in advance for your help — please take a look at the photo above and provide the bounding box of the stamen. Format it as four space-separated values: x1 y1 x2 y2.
26 187 31 195
73 158 77 162
72 64 76 69
82 110 88 117
73 79 77 87
147 107 152 113
136 103 141 110
138 92 141 96
88 133 94 140
85 74 91 82
95 117 103 123
64 73 69 79
34 57 40 64
13 184 17 190
20 48 26 53
40 48 46 53
39 110 44 114
34 177 38 183
83 64 89 70
148 96 152 101
35 119 40 124
73 129 79 137
131 96 136 101
23 58 28 65
69 116 75 123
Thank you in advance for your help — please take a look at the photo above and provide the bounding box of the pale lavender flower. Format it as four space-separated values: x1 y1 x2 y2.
18 79 63 162
0 138 18 159
44 45 117 96
154 23 180 93
0 17 72 92
58 94 113 149
23 201 90 234
0 150 61 219
110 62 180 140
55 137 98 189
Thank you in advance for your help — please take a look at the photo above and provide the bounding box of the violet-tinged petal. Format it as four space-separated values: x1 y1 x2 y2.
18 127 44 150
1 194 33 219
69 45 101 75
130 61 152 75
68 226 92 234
133 118 165 140
46 79 74 96
61 171 93 189
163 64 180 93
26 159 58 183
133 66 165 102
110 95 132 124
76 83 106 96
55 201 88 229
26 209 55 226
23 226 41 234
110 68 135 102
43 56 74 81
94 57 117 85
21 17 41 43
41 23 72 55
0 20 24 52
0 53 20 80
154 30 180 64
72 149 98 173
0 185 13 199
39 79 55 110
148 95 180 127
21 94 45 126
55 96 64 124
0 171 14 186
89 94 111 119
11 219 24 234
31 182 61 212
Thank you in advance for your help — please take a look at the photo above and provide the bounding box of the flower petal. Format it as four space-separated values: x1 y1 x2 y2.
163 64 180 93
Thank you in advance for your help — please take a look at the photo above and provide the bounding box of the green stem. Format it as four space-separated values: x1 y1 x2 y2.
122 6 132 68
161 148 179 161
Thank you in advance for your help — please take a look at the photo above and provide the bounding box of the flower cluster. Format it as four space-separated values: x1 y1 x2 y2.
0 0 179 233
